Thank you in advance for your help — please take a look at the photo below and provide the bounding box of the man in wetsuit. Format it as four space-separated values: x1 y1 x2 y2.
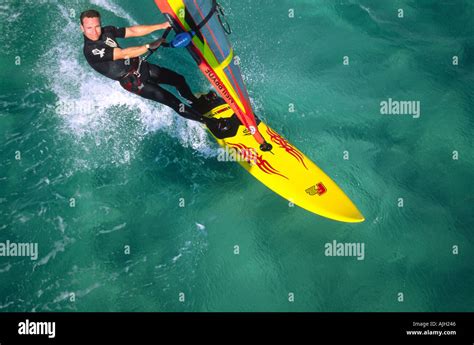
80 9 226 128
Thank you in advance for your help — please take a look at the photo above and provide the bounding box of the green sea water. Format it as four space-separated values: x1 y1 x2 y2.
0 0 473 312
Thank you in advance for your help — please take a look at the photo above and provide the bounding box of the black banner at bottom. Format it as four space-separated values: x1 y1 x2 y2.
0 312 472 345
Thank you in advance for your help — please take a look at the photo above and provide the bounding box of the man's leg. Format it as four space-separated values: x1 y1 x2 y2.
136 82 205 123
119 73 231 131
147 64 199 104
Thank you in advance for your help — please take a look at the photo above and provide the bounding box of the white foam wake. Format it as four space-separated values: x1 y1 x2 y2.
90 0 138 25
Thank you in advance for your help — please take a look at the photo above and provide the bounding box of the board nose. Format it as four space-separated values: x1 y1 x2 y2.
322 201 365 223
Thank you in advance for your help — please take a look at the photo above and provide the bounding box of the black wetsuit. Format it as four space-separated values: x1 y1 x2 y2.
83 26 206 123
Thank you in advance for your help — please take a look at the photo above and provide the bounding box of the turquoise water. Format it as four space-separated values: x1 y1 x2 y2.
1 0 473 312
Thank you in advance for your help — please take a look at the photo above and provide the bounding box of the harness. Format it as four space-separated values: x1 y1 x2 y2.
119 58 144 94
119 28 173 94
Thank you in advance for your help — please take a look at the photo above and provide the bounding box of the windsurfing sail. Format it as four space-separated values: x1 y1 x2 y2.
154 0 267 147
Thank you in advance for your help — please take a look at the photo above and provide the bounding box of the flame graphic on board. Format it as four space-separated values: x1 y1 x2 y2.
228 143 288 180
266 127 308 170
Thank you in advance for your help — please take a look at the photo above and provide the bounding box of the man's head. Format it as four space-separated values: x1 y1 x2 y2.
80 10 102 41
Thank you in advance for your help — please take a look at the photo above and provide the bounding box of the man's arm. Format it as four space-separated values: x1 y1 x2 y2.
113 38 166 60
113 45 148 60
125 22 171 38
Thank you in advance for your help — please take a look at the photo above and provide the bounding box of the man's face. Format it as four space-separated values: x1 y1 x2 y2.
81 17 102 41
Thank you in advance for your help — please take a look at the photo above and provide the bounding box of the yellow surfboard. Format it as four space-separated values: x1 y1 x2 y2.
194 97 365 223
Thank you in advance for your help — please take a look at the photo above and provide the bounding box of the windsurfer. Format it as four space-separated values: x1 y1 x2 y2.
80 9 230 130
